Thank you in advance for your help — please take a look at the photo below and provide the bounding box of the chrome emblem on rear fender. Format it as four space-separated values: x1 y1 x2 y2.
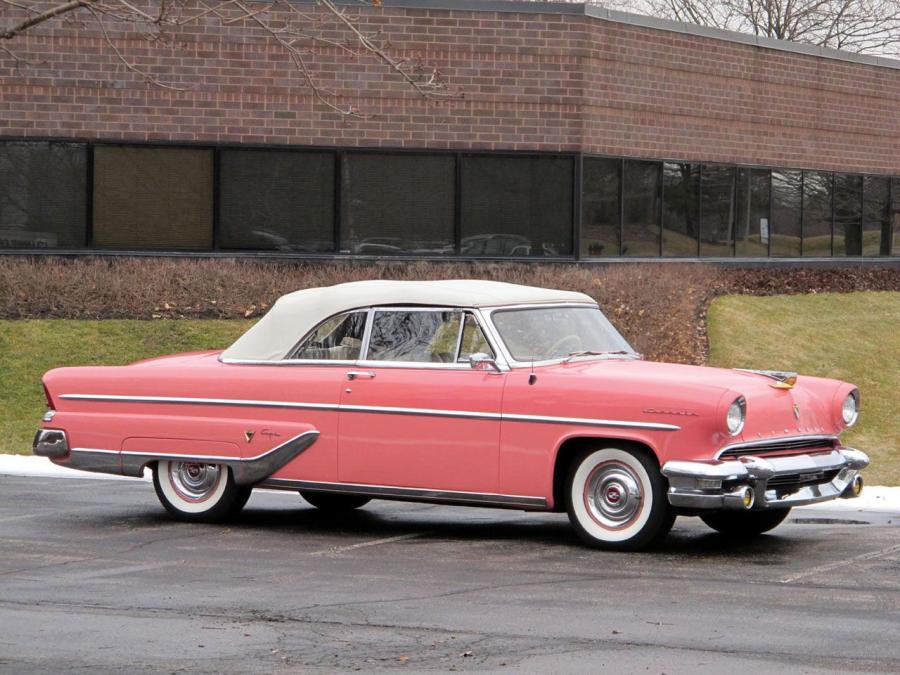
244 430 255 443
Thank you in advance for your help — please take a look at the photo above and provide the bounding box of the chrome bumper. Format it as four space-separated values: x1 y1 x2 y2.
33 429 70 458
662 448 869 511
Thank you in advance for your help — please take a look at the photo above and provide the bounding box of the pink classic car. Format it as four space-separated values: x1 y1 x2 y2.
33 280 868 550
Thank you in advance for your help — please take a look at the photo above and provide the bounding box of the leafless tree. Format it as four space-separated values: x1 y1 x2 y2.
610 0 900 56
0 0 453 116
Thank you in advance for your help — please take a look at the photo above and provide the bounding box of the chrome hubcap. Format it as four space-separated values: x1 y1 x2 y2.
169 462 222 502
586 463 643 528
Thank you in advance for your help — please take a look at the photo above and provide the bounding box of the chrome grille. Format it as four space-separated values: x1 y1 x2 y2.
767 469 841 493
718 436 836 459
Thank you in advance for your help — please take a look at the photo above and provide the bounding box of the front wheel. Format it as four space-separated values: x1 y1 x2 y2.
153 460 251 523
700 507 792 536
566 446 675 551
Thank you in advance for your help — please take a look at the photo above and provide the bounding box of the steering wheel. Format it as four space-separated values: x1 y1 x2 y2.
547 334 582 359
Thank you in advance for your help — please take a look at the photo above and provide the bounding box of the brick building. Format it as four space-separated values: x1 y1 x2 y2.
1 0 899 261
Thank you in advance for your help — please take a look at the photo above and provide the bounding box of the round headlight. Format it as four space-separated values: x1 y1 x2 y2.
726 396 746 436
842 391 859 427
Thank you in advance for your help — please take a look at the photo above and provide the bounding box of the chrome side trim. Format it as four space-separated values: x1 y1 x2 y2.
64 430 320 485
261 478 548 510
714 434 839 459
59 394 680 431
502 412 679 431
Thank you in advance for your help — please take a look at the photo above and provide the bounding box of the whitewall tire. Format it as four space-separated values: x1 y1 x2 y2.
153 460 251 523
566 446 675 551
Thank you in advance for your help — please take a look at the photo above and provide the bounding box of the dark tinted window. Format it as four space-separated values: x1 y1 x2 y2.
0 141 86 249
93 146 213 250
893 178 900 256
367 311 462 363
219 150 334 252
293 311 367 360
802 171 833 256
833 174 863 256
582 157 620 257
342 153 455 255
460 155 573 257
700 164 735 256
734 168 770 257
862 175 890 256
622 160 660 257
770 170 802 256
662 162 700 257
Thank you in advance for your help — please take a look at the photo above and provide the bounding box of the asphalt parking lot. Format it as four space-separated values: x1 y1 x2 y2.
1 475 899 674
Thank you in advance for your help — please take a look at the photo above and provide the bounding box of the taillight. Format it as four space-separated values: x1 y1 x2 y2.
43 383 55 410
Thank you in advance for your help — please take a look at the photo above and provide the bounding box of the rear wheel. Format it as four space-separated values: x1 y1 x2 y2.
153 460 251 523
566 446 674 551
700 507 792 536
300 491 371 512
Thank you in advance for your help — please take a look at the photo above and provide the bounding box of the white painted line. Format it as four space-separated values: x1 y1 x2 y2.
779 543 900 584
312 532 425 555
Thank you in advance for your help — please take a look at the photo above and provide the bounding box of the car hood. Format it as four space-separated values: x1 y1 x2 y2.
554 358 851 442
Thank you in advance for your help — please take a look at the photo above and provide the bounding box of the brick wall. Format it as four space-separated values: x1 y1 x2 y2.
1 2 898 174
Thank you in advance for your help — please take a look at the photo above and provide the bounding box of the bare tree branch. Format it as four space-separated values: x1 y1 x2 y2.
1 0 457 115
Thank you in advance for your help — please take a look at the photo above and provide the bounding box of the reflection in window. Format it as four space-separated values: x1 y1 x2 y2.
582 157 620 257
460 155 573 257
734 168 770 257
622 160 660 257
492 306 633 362
892 178 900 256
93 146 213 250
341 153 455 255
0 142 86 249
662 162 700 257
862 176 891 256
367 311 462 363
700 165 735 256
834 174 863 256
802 171 833 256
458 314 494 361
219 150 335 252
292 311 367 360
770 170 802 256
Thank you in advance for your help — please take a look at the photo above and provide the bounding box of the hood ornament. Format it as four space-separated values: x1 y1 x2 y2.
792 403 801 420
736 369 797 389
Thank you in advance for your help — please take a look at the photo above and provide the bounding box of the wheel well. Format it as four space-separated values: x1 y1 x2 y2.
551 437 660 512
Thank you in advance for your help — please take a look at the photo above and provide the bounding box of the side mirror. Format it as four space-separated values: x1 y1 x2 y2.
469 353 501 373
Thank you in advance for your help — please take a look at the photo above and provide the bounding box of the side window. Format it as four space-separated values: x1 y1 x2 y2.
458 314 494 362
367 310 461 363
292 311 367 360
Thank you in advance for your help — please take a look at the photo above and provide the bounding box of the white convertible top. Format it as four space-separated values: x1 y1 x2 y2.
221 279 595 362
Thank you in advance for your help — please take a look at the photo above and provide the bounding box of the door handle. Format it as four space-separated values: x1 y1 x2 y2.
346 371 376 381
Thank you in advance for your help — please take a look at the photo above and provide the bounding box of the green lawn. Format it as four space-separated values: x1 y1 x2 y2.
708 292 900 486
0 320 251 456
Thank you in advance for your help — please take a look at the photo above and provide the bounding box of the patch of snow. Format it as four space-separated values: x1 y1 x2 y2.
0 454 148 481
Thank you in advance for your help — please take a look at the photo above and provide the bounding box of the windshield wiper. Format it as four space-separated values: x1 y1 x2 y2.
563 350 639 363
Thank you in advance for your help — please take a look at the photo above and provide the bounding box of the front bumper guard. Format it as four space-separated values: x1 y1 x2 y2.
662 448 869 511
33 428 319 486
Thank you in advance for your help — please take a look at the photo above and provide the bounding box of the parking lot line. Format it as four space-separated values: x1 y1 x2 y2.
779 542 900 583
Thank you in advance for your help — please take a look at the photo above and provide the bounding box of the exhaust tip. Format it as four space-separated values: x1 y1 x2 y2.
740 486 755 509
843 474 863 499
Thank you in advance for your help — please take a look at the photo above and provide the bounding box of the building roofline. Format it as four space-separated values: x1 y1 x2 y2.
369 0 900 72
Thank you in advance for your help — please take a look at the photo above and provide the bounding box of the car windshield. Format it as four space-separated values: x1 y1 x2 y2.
491 306 636 362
